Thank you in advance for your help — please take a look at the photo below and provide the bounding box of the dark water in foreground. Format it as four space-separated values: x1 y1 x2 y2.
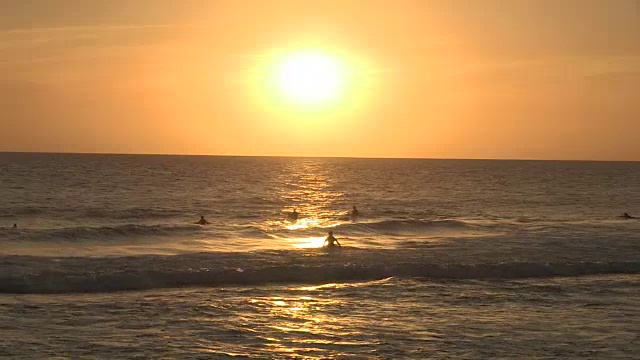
1 153 639 358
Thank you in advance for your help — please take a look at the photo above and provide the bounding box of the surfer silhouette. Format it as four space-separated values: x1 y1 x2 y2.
323 231 342 249
195 216 210 225
351 205 359 218
12 223 17 229
289 209 299 220
622 212 637 219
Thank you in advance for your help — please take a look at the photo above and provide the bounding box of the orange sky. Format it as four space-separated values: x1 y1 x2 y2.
1 0 639 160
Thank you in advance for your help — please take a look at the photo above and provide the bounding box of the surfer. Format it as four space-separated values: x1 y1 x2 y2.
351 205 359 218
12 223 17 229
622 212 637 219
289 209 299 220
323 231 342 249
195 216 210 225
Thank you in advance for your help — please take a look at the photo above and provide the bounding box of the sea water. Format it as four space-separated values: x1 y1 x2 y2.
1 153 639 358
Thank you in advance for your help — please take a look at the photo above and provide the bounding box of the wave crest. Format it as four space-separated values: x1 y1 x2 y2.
2 254 637 294
332 219 470 234
4 224 200 242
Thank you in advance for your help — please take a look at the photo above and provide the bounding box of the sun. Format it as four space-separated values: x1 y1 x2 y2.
275 52 345 105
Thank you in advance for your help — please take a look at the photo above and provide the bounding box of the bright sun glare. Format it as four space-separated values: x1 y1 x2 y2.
275 52 345 105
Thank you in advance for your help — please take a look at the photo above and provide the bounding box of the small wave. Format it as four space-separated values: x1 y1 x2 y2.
0 206 49 217
1 252 637 294
81 207 186 220
332 219 471 234
4 224 201 242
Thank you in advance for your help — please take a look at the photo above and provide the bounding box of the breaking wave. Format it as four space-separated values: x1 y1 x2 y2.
1 250 638 294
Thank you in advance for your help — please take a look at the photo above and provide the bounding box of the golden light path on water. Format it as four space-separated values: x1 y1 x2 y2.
271 159 347 249
242 160 374 353
284 218 319 231
246 296 346 355
290 236 327 249
235 280 392 356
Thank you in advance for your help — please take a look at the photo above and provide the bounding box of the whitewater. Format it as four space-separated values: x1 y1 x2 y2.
1 153 639 358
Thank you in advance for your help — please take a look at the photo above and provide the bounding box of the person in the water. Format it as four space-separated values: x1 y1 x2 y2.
289 209 299 220
12 223 17 229
351 205 359 218
195 216 210 225
622 212 637 219
323 231 342 248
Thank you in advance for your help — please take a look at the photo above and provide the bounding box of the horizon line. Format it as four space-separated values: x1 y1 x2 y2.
1 150 638 163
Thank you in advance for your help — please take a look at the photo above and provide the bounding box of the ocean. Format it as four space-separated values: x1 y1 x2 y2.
1 153 639 358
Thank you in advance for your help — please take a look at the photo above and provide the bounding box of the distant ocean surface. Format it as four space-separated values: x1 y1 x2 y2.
1 153 639 358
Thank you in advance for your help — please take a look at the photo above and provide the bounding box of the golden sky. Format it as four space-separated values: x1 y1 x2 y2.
1 0 639 160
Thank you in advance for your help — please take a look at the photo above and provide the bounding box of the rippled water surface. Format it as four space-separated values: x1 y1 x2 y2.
2 276 638 358
1 153 639 357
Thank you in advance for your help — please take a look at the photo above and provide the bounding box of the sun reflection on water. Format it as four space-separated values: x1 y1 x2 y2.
291 236 326 249
285 218 320 230
275 160 346 231
254 295 343 333
243 291 378 357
